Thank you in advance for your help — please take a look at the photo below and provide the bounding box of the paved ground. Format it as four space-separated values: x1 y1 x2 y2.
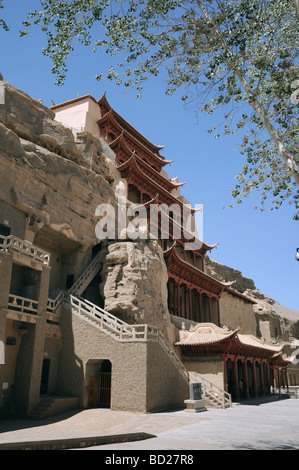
0 396 298 451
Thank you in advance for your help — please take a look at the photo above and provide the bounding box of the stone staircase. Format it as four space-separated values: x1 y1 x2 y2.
46 250 102 317
46 251 189 391
29 396 78 420
68 294 189 381
69 294 157 341
189 371 232 409
68 250 102 296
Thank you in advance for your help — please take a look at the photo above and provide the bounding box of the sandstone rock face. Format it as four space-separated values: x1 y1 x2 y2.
205 256 256 293
0 81 117 251
205 255 299 341
101 240 173 339
0 80 174 341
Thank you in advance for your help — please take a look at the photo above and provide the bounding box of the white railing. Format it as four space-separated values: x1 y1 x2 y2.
68 294 189 381
68 294 153 341
189 371 232 409
47 291 65 314
7 294 38 315
0 235 50 266
68 251 102 296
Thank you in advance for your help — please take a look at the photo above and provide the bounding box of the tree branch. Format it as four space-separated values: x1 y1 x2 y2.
195 0 299 187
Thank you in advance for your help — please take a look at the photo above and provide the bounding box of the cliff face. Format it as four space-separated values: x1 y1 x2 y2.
0 79 174 339
205 256 299 341
0 80 118 252
100 239 173 340
1 78 297 345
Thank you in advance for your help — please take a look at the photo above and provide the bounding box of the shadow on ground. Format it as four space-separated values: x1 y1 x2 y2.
237 395 290 406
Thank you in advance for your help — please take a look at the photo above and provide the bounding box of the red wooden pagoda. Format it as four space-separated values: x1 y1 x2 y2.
97 93 232 326
176 323 289 400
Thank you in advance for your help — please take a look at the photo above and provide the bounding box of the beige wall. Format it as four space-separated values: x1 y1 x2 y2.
57 305 188 412
0 319 24 412
146 341 189 411
220 290 257 335
182 356 224 390
43 333 61 395
288 365 299 387
54 98 102 137
0 254 51 416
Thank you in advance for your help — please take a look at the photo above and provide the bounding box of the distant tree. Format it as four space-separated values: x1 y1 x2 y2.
1 0 298 217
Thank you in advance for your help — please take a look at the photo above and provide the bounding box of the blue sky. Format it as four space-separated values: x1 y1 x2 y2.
0 1 298 311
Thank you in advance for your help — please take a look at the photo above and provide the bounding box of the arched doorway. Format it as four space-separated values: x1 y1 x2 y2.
87 359 112 409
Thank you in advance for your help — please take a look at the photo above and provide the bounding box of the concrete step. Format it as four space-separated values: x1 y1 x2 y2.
29 396 78 420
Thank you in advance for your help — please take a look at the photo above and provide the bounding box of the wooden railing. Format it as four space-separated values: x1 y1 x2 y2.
0 235 50 266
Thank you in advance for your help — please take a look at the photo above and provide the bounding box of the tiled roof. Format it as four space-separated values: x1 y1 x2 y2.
237 334 282 352
175 322 237 346
175 322 283 353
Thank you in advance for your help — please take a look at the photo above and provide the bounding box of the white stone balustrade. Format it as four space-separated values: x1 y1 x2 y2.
8 294 38 314
0 235 50 266
47 291 64 314
68 294 189 380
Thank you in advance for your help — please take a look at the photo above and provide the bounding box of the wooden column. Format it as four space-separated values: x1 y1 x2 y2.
199 292 202 323
281 368 287 389
233 357 239 400
266 360 271 394
252 360 258 397
260 360 265 395
195 291 198 322
277 367 281 388
173 279 177 315
284 367 289 389
223 355 228 394
170 278 175 315
217 298 220 326
243 359 250 399
177 281 181 317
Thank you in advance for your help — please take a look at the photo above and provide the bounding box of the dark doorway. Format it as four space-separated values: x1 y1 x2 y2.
92 243 101 256
0 224 11 237
66 274 74 289
87 360 112 409
98 360 111 408
40 358 50 394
